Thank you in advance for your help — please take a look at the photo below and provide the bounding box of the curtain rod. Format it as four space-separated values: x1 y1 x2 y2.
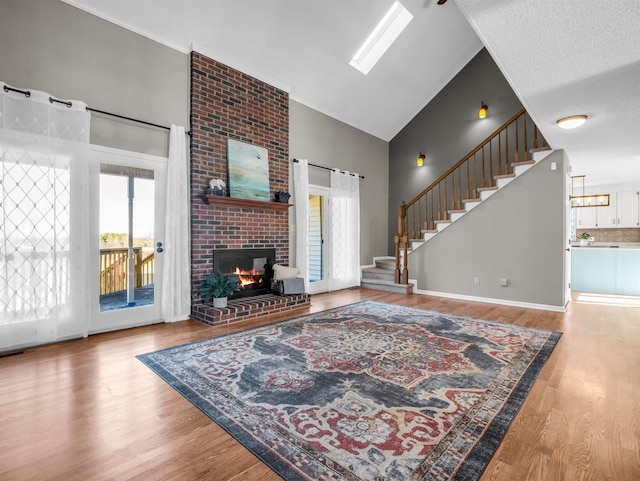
3 85 191 136
292 158 364 179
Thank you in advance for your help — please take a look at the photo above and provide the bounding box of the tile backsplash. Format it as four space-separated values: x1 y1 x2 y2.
575 228 640 243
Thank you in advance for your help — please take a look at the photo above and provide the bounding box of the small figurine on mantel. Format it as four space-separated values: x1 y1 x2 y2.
207 178 227 196
274 191 291 203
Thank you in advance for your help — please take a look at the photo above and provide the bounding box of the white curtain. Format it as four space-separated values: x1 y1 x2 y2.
293 159 309 293
329 169 360 291
0 82 91 351
161 125 191 322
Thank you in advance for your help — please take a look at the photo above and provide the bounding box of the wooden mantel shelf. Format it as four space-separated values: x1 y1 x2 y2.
203 194 293 211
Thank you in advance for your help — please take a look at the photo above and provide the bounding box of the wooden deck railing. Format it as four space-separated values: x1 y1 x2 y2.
395 108 548 284
99 247 154 295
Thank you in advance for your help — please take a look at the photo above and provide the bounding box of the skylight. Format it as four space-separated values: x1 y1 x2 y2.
349 1 413 75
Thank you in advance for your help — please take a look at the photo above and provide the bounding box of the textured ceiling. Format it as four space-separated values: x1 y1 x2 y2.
456 0 640 186
64 0 640 186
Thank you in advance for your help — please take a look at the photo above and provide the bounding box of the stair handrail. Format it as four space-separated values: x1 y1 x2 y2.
394 107 547 284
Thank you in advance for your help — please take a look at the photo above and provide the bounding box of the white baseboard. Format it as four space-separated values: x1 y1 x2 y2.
410 280 566 313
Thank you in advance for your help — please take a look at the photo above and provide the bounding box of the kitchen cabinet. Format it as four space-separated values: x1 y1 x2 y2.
597 191 639 228
572 246 640 296
575 205 597 229
575 190 639 229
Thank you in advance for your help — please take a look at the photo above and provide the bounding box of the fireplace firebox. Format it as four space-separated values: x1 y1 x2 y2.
212 248 276 299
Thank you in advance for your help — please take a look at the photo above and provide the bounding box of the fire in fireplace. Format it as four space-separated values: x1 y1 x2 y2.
213 248 276 299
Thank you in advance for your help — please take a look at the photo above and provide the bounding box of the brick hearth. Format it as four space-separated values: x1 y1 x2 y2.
193 294 310 327
189 51 310 325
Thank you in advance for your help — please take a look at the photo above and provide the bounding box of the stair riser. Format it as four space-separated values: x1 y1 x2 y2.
361 282 413 294
463 200 481 211
375 261 396 272
480 189 497 201
514 165 533 176
496 177 514 188
362 271 395 281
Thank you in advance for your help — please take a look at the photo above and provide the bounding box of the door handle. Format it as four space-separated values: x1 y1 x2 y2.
156 241 164 253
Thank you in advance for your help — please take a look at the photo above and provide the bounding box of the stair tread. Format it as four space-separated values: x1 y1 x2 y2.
434 219 451 224
477 186 499 192
512 160 535 167
463 198 481 203
422 229 437 234
363 267 394 274
449 209 466 214
360 277 406 285
494 173 516 179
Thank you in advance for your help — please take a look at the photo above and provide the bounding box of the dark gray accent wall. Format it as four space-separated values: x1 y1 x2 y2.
407 151 569 308
289 100 389 265
0 0 189 156
388 49 524 253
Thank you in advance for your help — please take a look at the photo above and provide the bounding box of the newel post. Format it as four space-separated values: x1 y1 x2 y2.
395 202 407 284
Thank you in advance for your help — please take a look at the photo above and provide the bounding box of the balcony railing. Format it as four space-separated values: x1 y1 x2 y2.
99 247 154 295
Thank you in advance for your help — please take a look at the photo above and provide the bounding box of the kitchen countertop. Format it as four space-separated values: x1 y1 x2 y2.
571 242 640 249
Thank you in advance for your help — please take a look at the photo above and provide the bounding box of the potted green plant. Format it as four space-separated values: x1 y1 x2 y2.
197 270 241 308
578 232 592 246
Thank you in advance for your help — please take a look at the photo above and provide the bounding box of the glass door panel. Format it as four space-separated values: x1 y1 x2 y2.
308 186 329 294
99 167 155 312
89 146 165 334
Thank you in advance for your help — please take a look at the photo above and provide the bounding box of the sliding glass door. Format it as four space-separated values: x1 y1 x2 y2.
308 186 329 294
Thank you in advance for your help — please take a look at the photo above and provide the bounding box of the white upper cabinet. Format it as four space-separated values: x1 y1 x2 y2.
616 191 639 227
574 189 639 229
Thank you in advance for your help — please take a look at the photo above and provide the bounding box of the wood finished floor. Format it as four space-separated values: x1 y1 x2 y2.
1 289 639 481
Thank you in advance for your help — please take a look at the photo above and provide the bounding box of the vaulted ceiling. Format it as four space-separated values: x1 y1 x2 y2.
64 0 640 186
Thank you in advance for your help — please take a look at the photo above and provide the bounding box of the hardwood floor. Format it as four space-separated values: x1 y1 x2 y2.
1 289 639 481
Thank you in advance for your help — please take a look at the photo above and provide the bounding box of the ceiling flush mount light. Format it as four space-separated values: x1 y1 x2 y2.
349 1 413 75
478 101 488 119
557 115 588 129
417 152 425 167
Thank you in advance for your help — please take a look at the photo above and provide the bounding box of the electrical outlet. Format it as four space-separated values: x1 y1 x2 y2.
474 276 480 285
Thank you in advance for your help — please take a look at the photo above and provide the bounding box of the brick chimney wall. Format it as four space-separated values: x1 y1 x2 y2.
189 51 290 309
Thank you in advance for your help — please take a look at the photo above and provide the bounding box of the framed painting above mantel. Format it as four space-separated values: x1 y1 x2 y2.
227 139 270 202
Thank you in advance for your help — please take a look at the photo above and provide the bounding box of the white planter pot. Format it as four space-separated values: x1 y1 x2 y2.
213 297 228 308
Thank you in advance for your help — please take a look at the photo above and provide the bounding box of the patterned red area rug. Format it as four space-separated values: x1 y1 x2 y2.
137 301 560 481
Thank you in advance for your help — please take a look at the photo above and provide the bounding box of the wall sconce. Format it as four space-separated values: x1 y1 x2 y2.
417 152 425 167
478 101 488 119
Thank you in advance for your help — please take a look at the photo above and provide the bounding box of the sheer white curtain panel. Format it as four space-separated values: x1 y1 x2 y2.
0 82 91 351
293 159 309 293
329 169 360 291
161 125 191 322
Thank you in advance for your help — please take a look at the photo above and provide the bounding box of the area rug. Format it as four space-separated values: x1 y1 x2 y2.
137 301 560 481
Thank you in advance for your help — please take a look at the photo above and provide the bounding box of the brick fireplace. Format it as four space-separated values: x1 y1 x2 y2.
189 51 310 325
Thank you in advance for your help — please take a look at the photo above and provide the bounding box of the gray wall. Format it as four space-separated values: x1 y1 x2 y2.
388 49 524 253
289 100 389 265
408 150 568 308
0 0 189 156
0 1 390 268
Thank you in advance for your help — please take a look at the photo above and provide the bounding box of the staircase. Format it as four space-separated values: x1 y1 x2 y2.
361 108 549 294
361 258 413 294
